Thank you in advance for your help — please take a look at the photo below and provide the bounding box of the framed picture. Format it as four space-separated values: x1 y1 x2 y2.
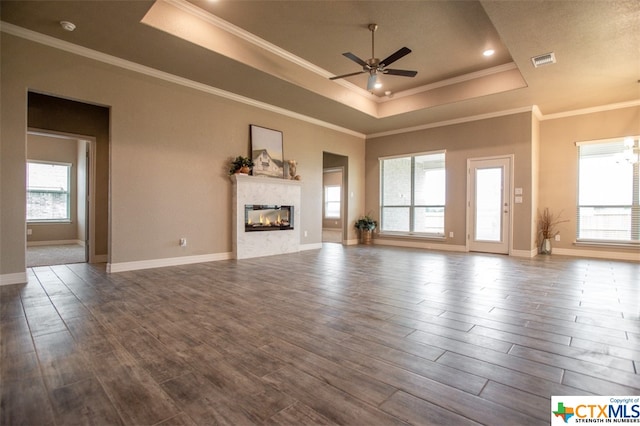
250 124 284 179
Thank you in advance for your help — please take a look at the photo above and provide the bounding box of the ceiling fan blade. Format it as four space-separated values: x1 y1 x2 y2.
383 69 418 77
379 47 412 67
329 70 366 80
342 52 368 67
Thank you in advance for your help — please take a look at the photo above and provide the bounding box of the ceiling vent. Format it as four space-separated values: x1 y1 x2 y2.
531 52 556 68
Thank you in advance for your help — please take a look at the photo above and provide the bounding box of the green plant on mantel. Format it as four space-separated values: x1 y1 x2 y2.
229 156 254 175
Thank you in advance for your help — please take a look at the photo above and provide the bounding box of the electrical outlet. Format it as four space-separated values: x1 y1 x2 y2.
554 234 560 242
449 232 454 238
304 230 308 237
179 238 187 247
27 228 32 236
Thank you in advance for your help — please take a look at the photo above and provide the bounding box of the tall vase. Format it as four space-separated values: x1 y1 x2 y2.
540 238 552 254
360 229 373 245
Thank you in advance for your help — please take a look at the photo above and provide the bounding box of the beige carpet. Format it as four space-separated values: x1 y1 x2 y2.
27 244 86 267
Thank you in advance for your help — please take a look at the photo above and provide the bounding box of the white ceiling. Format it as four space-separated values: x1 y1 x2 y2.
1 0 639 136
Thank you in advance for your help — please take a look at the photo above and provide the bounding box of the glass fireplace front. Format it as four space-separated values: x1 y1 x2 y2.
244 205 293 232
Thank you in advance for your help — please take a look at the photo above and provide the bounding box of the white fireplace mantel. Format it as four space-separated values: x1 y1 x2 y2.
231 174 302 259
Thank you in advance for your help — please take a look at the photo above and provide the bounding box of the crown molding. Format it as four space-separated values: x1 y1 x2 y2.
0 21 366 139
367 106 537 139
380 62 519 102
165 0 323 76
368 99 640 139
531 105 543 121
163 0 378 101
538 100 640 121
3 20 636 141
158 0 526 106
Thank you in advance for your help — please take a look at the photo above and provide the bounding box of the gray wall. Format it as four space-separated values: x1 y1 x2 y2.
366 112 535 253
1 33 365 278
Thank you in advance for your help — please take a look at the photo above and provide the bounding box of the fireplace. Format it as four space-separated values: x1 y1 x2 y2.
245 205 293 232
232 174 301 259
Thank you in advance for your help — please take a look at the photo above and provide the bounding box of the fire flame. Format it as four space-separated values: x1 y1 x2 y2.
250 212 287 227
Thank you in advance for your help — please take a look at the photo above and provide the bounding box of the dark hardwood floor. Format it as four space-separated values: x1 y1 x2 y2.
2 244 639 425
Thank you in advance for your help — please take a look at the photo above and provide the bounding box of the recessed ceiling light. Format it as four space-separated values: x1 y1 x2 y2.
483 49 495 57
60 21 76 32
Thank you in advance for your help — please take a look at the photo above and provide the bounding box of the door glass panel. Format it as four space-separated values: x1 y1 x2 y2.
475 167 503 241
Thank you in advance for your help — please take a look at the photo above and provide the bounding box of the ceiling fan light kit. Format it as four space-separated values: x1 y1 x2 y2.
330 23 418 93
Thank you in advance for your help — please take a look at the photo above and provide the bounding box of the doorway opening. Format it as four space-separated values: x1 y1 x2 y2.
26 131 95 267
27 91 110 267
322 152 348 244
467 155 513 255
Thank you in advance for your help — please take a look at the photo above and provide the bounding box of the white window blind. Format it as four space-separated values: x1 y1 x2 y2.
576 137 639 243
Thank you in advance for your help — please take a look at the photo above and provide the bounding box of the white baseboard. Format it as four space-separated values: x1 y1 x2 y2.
551 247 640 262
0 272 28 286
107 252 232 273
345 238 359 246
300 243 323 251
374 238 467 252
511 248 538 258
27 239 84 247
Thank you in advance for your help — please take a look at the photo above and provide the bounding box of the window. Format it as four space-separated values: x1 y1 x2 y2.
27 161 71 222
324 185 341 219
577 137 639 243
380 151 446 236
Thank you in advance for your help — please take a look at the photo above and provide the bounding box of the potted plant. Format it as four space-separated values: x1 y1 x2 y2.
354 214 377 245
537 207 568 254
229 156 254 175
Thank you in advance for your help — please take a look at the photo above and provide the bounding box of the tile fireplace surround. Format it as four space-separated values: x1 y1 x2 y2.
231 174 302 259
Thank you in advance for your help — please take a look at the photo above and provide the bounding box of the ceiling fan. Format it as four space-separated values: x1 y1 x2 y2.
329 24 418 92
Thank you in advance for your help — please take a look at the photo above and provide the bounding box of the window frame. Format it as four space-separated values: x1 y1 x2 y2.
323 184 342 219
26 160 72 223
379 150 446 238
575 136 639 246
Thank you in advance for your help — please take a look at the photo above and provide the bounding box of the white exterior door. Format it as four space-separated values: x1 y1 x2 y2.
468 157 511 254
